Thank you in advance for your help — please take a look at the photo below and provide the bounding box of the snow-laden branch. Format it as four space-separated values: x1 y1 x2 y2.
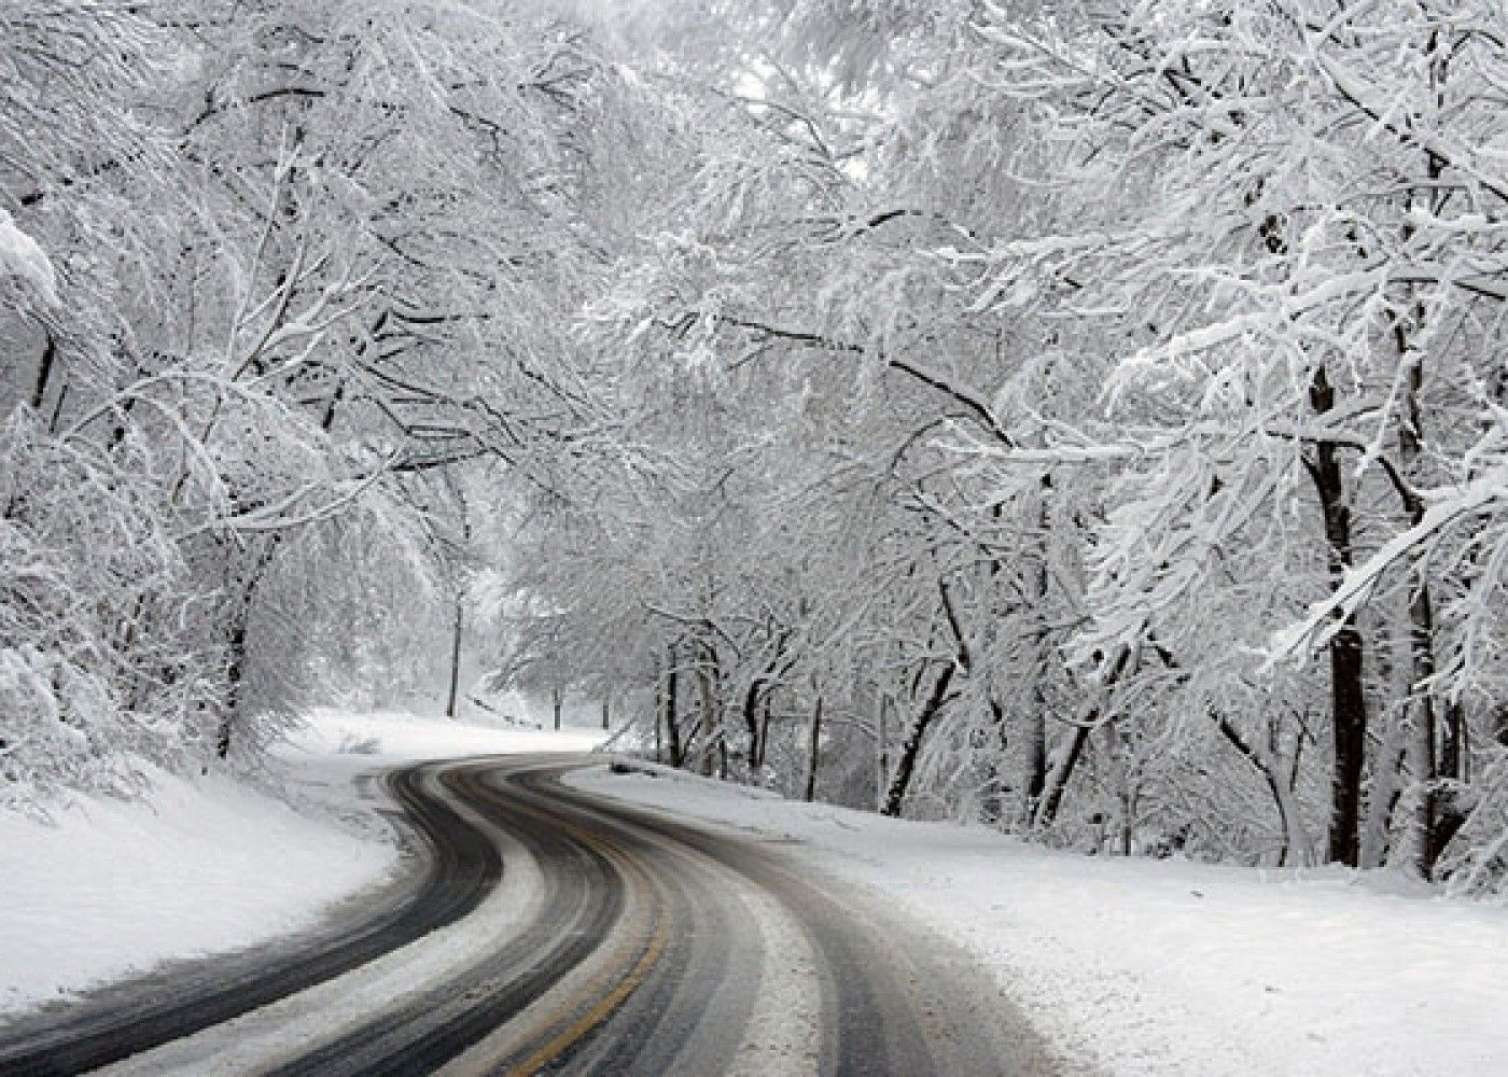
941 409 1379 471
173 451 401 541
1265 465 1508 666
0 208 60 306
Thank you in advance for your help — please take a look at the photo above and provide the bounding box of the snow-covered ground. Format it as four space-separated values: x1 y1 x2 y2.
0 709 599 1019
566 761 1508 1077
7 710 1504 1076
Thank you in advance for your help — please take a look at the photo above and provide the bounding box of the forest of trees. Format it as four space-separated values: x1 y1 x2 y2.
5 0 1508 895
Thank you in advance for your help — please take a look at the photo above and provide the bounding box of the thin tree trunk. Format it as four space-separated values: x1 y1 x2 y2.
805 696 823 802
1433 698 1469 864
980 700 1008 825
743 677 765 769
758 694 773 774
1097 720 1136 855
1034 648 1133 831
1401 584 1440 875
552 685 562 732
1363 712 1407 869
444 596 463 719
1362 609 1407 868
884 577 974 817
216 535 281 760
746 632 791 772
1212 710 1313 867
694 639 721 775
1020 495 1050 825
882 662 955 817
601 696 610 731
29 331 56 412
1020 691 1046 828
218 609 250 760
444 484 470 720
1120 785 1135 857
663 646 682 767
1034 725 1088 831
652 651 663 762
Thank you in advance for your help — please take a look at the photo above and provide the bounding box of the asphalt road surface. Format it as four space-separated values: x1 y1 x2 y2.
0 755 1062 1076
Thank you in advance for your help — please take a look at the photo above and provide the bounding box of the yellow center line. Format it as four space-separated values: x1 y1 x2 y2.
493 796 673 1076
507 903 670 1076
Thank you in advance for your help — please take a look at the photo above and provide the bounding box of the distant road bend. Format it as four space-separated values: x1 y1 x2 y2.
0 755 1059 1076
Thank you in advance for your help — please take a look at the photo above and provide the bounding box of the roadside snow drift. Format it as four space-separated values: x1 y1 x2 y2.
0 766 385 1014
568 761 1508 1077
0 710 599 1017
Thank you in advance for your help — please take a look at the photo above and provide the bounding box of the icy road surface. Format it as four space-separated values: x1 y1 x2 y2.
0 755 1056 1075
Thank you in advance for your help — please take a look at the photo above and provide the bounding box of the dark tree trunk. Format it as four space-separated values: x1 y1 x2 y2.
743 677 765 769
29 331 56 412
1325 617 1368 867
1307 366 1369 867
601 697 610 731
1033 648 1133 831
218 612 249 759
1034 725 1087 830
1021 493 1051 824
743 632 791 771
47 382 70 433
1022 700 1046 819
663 646 682 767
652 652 663 761
1431 694 1469 869
804 696 823 802
757 694 773 772
216 535 281 761
885 576 976 817
552 686 562 732
882 662 955 817
444 596 463 719
1442 700 1466 781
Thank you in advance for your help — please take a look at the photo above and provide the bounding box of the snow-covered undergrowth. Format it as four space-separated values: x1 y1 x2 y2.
0 709 600 1018
568 762 1508 1077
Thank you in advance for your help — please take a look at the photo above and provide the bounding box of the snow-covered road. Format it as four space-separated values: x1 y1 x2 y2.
1 747 1055 1076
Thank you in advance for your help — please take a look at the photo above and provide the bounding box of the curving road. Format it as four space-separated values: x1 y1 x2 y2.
0 755 1061 1076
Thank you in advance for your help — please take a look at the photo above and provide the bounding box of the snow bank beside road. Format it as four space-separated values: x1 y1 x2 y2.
567 761 1508 1077
0 765 389 1016
0 710 600 1018
292 706 601 763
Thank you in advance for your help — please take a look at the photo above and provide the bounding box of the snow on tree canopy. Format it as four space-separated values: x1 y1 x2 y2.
0 208 60 307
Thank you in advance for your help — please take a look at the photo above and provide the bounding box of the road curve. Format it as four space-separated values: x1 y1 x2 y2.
0 755 1062 1076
